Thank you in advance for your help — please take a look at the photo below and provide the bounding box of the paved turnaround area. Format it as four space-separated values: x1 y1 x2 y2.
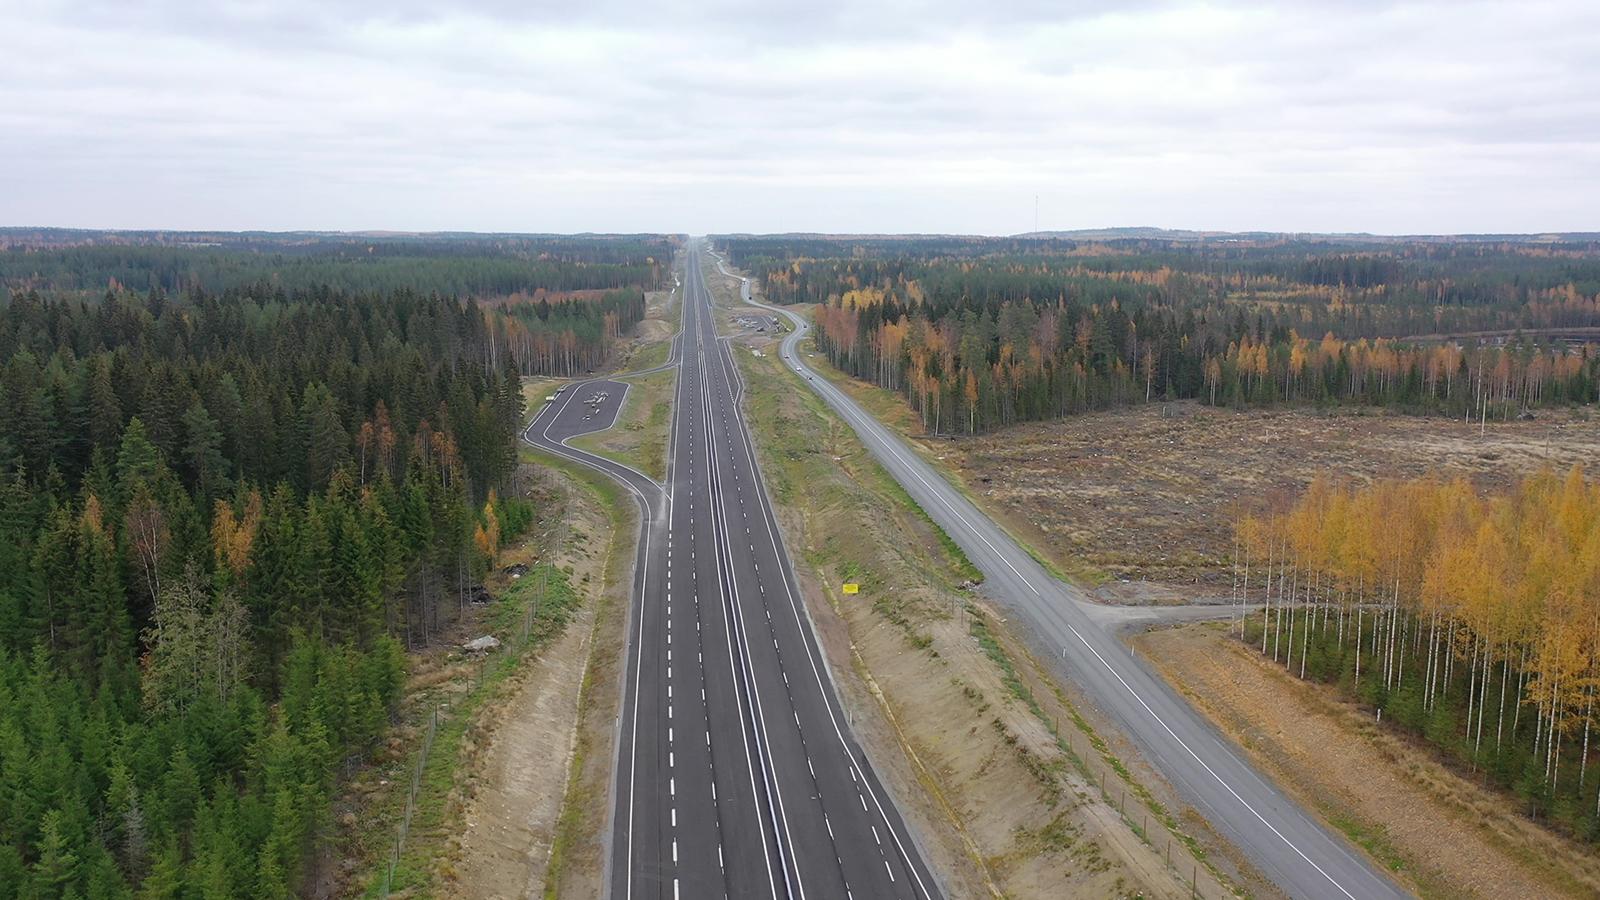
716 255 1417 900
525 243 941 900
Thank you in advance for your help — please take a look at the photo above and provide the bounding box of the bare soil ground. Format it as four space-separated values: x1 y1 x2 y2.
912 401 1600 592
540 475 633 900
1134 623 1600 900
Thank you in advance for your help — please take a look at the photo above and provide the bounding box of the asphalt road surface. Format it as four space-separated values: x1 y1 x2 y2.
525 243 942 900
716 253 1416 900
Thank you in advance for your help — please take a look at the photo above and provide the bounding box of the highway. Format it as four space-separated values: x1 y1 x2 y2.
525 242 942 900
719 254 1416 900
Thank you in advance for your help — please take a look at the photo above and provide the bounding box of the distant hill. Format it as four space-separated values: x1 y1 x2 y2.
1022 227 1600 244
0 227 671 253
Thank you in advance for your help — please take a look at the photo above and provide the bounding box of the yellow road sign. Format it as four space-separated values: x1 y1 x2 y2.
842 583 859 594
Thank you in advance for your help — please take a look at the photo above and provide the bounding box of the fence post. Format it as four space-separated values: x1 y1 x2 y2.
380 700 445 899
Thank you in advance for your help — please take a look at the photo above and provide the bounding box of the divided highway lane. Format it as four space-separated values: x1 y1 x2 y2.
527 245 942 900
714 253 1415 900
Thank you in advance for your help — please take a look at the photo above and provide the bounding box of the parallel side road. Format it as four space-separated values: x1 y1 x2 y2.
527 244 942 900
716 253 1416 900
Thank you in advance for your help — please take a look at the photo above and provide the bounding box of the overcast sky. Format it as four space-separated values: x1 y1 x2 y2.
2 0 1595 235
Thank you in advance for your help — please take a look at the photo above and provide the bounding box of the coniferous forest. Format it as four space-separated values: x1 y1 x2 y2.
721 234 1600 434
0 230 672 300
0 230 663 900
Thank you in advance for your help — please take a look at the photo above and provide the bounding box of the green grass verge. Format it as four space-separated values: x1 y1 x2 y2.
797 334 1112 588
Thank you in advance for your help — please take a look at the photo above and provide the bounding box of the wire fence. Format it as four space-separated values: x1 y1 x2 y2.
378 699 438 899
520 515 566 646
377 496 568 899
1047 709 1238 899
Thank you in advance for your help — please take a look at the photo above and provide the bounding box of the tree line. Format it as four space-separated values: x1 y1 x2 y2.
722 235 1600 339
1235 470 1600 839
0 233 672 301
0 281 532 899
716 236 1600 434
808 286 1597 434
492 289 646 376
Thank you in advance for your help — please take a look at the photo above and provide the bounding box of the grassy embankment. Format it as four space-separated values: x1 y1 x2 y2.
733 338 1243 899
345 393 640 899
521 452 635 900
618 335 671 373
790 318 1111 588
351 493 587 898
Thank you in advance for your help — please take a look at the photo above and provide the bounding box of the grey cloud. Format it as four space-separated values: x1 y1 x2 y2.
1 0 1596 233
